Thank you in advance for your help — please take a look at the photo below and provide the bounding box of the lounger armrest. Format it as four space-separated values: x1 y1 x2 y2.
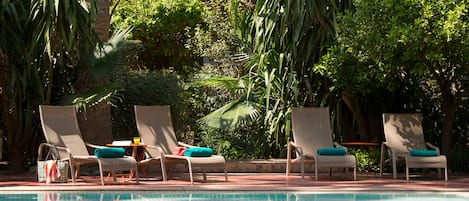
178 141 196 148
37 143 71 160
381 142 403 157
381 141 392 149
145 145 164 152
381 141 393 154
333 142 345 148
288 141 300 149
333 142 349 153
143 145 165 159
85 142 107 149
288 141 303 157
426 142 440 154
139 144 165 160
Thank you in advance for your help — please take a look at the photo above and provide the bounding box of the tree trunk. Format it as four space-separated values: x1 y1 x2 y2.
0 50 11 163
341 92 369 141
4 103 27 171
95 0 110 42
440 85 456 155
76 0 114 146
7 130 27 172
1 50 20 171
77 104 113 145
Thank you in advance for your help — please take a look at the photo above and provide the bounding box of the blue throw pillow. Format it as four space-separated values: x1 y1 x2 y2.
94 147 126 158
184 147 213 157
317 147 347 156
409 149 438 157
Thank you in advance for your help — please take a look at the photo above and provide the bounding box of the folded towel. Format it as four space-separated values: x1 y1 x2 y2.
184 147 213 157
172 147 186 156
94 147 126 158
317 147 347 156
44 160 60 184
409 149 438 157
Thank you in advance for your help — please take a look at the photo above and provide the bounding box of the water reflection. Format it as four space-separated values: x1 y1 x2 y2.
291 193 468 201
33 192 468 201
37 192 131 201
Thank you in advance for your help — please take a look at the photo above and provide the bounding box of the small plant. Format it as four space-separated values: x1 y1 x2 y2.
349 148 381 173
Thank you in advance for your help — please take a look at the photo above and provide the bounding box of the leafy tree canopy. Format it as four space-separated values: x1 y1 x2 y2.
315 0 469 153
111 0 204 72
317 0 469 94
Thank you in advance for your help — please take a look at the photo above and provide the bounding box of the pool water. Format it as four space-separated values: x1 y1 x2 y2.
0 192 468 201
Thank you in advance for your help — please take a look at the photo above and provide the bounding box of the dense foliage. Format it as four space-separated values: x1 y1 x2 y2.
195 0 346 158
1 0 469 173
1 0 141 170
315 0 469 154
0 0 101 170
111 0 204 73
110 70 190 142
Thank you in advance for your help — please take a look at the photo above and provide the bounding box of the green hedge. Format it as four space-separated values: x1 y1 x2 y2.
110 70 189 140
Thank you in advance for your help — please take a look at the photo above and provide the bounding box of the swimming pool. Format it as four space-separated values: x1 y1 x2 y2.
1 192 468 201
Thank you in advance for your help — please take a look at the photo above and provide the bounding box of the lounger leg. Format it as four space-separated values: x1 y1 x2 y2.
187 160 194 184
444 168 448 181
203 170 207 181
406 167 409 181
97 161 104 186
380 143 385 177
224 166 228 181
160 159 167 182
391 150 397 179
300 155 305 179
315 160 318 181
75 165 81 180
353 167 356 181
286 144 291 177
69 163 76 183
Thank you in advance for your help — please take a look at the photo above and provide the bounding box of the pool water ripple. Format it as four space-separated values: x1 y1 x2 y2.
0 192 468 201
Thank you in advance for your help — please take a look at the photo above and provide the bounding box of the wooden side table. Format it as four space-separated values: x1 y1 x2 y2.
106 143 147 162
106 143 148 178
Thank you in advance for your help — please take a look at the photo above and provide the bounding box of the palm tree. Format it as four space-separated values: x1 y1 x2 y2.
0 0 101 170
199 0 349 157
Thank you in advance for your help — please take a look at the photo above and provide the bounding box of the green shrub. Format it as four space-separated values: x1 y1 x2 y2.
111 0 204 72
198 122 266 159
110 70 190 140
349 148 381 173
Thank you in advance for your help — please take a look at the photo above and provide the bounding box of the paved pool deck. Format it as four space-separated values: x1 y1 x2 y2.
0 171 468 193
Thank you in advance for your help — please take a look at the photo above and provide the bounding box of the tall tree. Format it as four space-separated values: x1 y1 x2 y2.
316 0 469 154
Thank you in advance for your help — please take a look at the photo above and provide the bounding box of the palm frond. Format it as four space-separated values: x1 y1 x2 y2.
61 82 121 109
78 27 142 83
200 99 260 129
192 74 247 94
231 53 251 63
